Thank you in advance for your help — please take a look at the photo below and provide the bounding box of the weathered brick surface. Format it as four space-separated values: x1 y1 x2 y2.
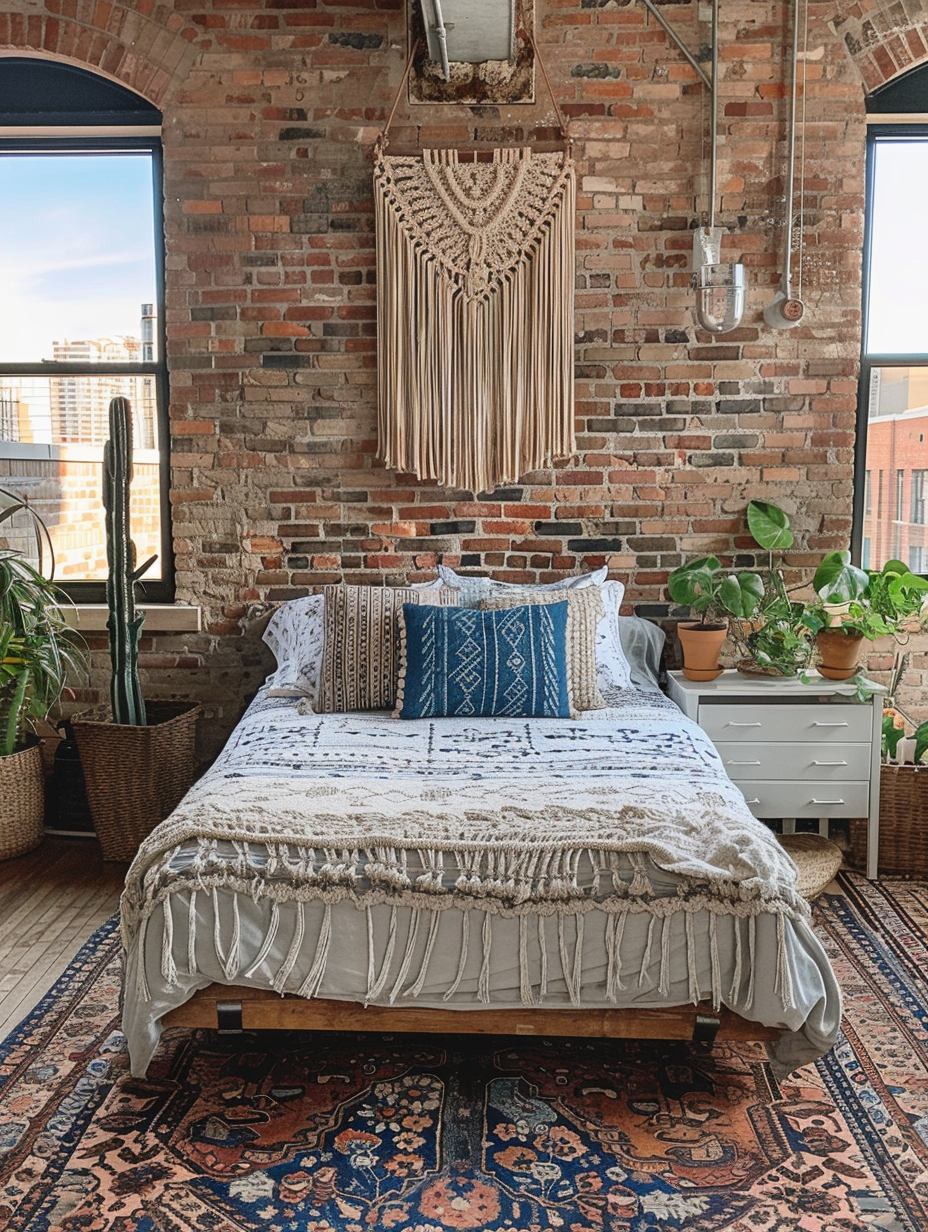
3 0 912 753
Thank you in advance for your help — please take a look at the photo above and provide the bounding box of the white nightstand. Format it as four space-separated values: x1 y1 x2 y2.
666 669 883 879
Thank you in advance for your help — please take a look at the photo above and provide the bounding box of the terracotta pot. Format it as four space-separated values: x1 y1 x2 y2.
678 622 727 681
815 628 865 680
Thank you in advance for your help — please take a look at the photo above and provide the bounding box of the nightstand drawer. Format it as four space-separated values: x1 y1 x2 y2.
700 703 872 744
737 780 869 818
714 742 871 781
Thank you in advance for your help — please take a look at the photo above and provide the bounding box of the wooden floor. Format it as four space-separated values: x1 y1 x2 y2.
0 837 125 1040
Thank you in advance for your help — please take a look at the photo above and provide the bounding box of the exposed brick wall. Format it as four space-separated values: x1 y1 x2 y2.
4 0 922 755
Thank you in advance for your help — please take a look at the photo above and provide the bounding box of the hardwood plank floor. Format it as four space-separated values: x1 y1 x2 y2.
0 838 125 1040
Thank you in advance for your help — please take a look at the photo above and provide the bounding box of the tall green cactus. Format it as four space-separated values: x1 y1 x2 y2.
104 396 157 726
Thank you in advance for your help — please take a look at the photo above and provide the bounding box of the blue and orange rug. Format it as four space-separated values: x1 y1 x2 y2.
1 873 926 1231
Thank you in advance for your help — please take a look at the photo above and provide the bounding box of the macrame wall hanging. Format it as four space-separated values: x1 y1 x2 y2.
374 38 576 494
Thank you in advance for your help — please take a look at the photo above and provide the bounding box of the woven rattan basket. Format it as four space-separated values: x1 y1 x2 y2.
0 737 45 861
72 700 200 862
850 764 928 877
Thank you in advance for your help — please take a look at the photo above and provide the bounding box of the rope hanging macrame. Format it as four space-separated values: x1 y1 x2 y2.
374 130 576 493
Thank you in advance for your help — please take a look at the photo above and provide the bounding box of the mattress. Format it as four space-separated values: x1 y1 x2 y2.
120 687 841 1077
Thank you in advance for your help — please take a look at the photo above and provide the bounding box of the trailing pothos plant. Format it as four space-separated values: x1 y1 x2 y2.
0 494 83 757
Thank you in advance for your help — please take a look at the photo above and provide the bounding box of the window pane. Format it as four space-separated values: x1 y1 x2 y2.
862 366 928 571
0 375 161 582
0 153 156 364
866 140 928 355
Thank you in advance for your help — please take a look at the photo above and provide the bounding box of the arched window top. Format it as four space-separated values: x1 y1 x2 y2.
867 59 928 114
0 56 161 127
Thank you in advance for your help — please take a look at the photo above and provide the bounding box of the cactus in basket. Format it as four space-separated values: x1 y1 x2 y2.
104 396 157 726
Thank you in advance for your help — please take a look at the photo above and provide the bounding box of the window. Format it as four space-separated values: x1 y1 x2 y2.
0 59 169 600
854 63 928 575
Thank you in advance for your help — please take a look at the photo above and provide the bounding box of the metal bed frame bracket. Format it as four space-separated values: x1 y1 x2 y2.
216 1001 244 1034
692 1013 721 1044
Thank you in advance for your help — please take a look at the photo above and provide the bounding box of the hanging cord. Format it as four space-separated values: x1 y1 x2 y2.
796 0 809 302
521 28 572 151
378 36 423 151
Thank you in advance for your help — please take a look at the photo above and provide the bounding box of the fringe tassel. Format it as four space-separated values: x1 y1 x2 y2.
709 913 721 1012
273 902 305 993
161 894 176 985
538 915 548 999
685 912 699 1005
297 903 332 998
135 914 151 1002
367 906 398 1003
775 912 796 1011
443 911 470 1001
187 890 198 976
556 915 584 1006
244 901 281 979
746 914 757 1009
212 889 226 971
658 915 671 998
406 909 441 998
222 893 242 982
389 908 422 1004
730 916 743 1002
519 915 534 1006
639 916 656 988
478 912 492 1003
606 912 627 1000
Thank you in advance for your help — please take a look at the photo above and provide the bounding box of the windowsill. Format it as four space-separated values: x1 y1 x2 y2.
60 604 202 633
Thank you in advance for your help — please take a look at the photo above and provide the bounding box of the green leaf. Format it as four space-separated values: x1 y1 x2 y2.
812 551 868 603
881 559 909 576
883 713 905 760
718 571 763 618
746 500 794 551
667 557 720 607
915 721 928 766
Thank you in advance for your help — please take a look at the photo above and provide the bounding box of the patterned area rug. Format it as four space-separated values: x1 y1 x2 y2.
2 873 927 1232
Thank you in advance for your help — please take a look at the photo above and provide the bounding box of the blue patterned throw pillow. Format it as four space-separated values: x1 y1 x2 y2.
395 602 572 719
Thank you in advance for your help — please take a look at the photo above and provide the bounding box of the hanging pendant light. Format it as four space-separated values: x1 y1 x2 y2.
694 0 746 335
764 0 806 329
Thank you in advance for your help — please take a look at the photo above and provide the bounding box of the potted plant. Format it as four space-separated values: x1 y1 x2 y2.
71 397 199 862
804 559 928 680
667 556 763 680
0 516 82 859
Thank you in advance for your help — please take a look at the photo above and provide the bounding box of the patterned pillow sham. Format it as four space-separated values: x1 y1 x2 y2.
436 563 608 607
395 602 573 720
596 580 633 692
316 584 459 713
261 594 325 697
479 587 605 712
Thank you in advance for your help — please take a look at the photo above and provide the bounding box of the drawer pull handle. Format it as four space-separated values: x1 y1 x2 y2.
812 760 848 766
744 798 761 805
726 721 763 727
727 760 762 766
811 722 849 728
811 798 845 805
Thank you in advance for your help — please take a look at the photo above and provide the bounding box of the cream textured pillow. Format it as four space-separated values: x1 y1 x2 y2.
316 585 459 713
480 587 606 713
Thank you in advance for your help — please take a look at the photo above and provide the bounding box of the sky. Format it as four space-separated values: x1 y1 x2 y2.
867 140 928 356
0 152 156 363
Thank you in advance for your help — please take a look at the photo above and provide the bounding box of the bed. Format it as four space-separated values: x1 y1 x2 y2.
119 596 841 1079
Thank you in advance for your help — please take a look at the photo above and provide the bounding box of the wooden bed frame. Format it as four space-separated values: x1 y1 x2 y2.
163 984 781 1046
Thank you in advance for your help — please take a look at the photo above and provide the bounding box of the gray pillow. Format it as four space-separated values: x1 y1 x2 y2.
617 616 665 692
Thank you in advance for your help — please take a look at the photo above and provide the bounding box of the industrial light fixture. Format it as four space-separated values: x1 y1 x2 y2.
764 0 806 329
692 0 746 335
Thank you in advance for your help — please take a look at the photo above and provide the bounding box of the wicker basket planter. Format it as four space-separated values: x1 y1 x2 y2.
71 701 200 862
0 736 45 861
850 764 928 877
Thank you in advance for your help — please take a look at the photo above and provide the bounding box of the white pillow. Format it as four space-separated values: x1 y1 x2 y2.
261 594 324 697
596 580 632 691
436 564 608 606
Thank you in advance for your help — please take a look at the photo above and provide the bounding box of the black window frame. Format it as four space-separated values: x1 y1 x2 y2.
0 61 171 603
852 95 928 570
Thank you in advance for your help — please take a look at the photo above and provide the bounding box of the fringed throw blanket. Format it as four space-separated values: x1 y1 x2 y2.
374 144 576 493
121 692 810 1018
